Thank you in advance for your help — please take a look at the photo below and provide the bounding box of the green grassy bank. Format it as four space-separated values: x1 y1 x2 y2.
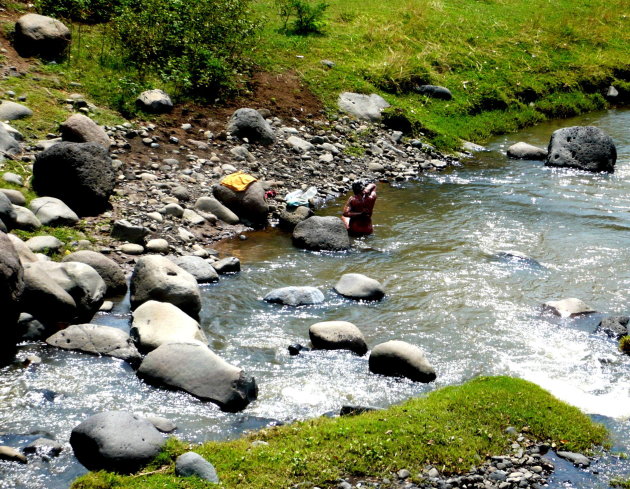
71 376 607 489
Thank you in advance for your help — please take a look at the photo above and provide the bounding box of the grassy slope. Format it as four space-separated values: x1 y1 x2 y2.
71 376 607 489
251 0 630 148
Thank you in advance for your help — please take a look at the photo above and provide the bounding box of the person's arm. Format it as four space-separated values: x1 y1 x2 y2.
363 183 376 199
343 197 363 217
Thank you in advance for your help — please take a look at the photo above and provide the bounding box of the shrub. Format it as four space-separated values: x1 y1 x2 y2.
620 336 630 355
113 0 259 96
277 0 328 34
35 0 129 23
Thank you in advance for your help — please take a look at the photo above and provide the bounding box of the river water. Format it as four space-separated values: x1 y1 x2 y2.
1 109 629 488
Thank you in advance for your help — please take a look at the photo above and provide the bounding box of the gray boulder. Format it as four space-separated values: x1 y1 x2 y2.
32 142 116 216
137 341 258 412
557 451 590 467
0 101 32 121
507 142 547 160
0 189 26 206
14 14 71 59
195 196 239 224
264 286 324 306
130 255 201 316
286 136 314 153
136 89 173 114
0 446 27 463
168 255 219 283
23 438 63 458
62 250 128 297
292 216 350 251
0 231 24 364
145 415 177 433
46 324 141 366
0 192 17 230
176 452 219 482
309 321 368 355
545 126 617 173
227 108 275 145
334 273 385 301
0 123 22 156
7 233 38 266
278 205 313 230
338 92 390 121
369 340 437 383
12 205 41 230
25 235 63 253
212 181 268 227
60 114 111 149
70 411 165 473
17 312 48 342
211 257 240 274
543 298 595 318
131 300 207 353
595 316 629 340
415 85 453 100
29 196 79 226
111 219 149 245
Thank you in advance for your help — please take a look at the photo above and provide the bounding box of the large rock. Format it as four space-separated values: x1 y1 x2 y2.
0 192 17 230
543 298 595 318
47 324 141 366
545 126 617 173
14 14 71 60
29 196 79 227
0 123 22 156
176 452 219 482
32 142 115 216
0 189 26 206
211 257 240 274
226 108 275 145
131 300 207 353
369 340 436 383
263 286 324 306
0 231 24 364
137 341 258 412
136 89 173 114
212 181 268 227
309 321 368 355
334 273 385 301
0 101 32 121
278 205 313 230
507 142 547 160
415 85 453 100
292 216 350 251
111 219 149 245
12 205 41 230
21 263 77 326
7 233 38 266
195 196 239 224
338 92 390 121
62 250 127 297
25 235 63 253
130 255 201 316
595 316 629 340
70 411 165 473
168 255 219 283
60 114 111 149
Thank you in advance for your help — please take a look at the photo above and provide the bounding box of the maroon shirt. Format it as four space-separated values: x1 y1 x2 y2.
343 191 376 235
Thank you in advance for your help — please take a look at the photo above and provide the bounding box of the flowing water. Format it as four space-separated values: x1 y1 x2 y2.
1 109 629 488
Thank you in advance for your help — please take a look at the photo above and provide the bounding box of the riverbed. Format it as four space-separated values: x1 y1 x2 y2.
1 109 629 488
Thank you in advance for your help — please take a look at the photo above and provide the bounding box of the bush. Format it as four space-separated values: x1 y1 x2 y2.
277 0 328 34
35 0 129 23
620 336 630 355
113 0 259 95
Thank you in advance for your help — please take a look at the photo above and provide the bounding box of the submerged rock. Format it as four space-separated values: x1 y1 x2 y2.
263 286 324 306
595 316 629 340
333 273 385 301
543 298 596 318
507 142 547 160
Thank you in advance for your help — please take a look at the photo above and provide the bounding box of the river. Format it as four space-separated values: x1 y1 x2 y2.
1 109 628 488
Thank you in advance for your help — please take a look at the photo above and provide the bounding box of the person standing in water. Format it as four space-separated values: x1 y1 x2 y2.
342 180 377 236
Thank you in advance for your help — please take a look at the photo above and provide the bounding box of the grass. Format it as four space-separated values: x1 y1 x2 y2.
612 479 630 489
620 336 630 355
71 376 608 489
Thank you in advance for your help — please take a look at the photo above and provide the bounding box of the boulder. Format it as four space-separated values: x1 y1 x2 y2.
0 101 32 121
212 181 268 227
176 452 219 482
309 321 368 355
14 14 71 60
195 196 239 224
415 85 453 100
145 415 177 433
338 92 390 121
25 261 106 324
62 250 128 297
369 340 436 382
60 114 111 149
0 192 17 229
286 136 314 153
46 324 141 366
131 300 207 353
226 108 275 145
545 126 617 173
0 231 24 364
12 205 41 230
137 341 258 412
70 411 165 473
111 219 149 244
32 142 116 216
136 89 173 114
0 189 26 206
2 122 23 141
278 205 313 230
29 196 79 227
16 312 48 342
25 235 63 253
595 316 629 340
21 262 77 326
543 298 595 318
7 233 38 265
168 255 219 283
507 142 547 160
263 286 324 306
292 216 350 251
145 238 170 254
0 123 22 156
557 451 590 467
334 273 385 301
23 438 63 458
130 255 201 316
0 446 27 463
211 257 240 274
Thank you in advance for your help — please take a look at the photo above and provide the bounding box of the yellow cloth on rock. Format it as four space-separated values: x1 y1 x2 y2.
220 171 258 192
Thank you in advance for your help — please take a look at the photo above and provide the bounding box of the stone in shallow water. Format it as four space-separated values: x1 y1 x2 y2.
309 320 368 355
543 298 595 318
333 273 385 301
264 286 324 306
369 340 436 383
